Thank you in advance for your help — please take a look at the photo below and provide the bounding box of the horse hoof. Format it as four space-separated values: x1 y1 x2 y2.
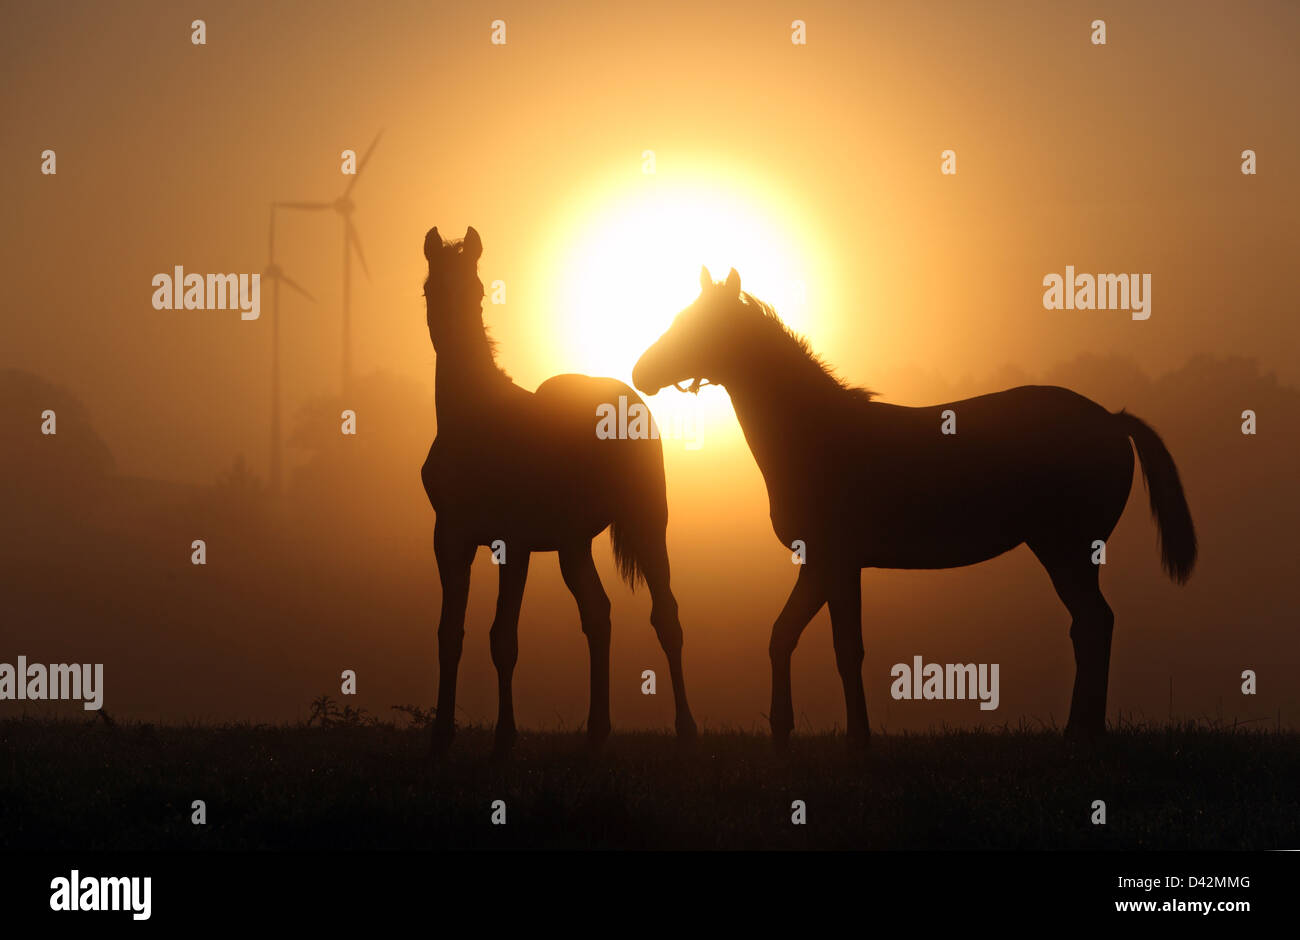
847 730 871 752
431 727 455 758
492 729 516 760
1064 723 1105 744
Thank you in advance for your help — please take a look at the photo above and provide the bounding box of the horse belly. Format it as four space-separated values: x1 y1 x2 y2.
802 455 1039 569
856 449 1126 569
869 519 1025 569
424 443 611 548
853 498 1026 569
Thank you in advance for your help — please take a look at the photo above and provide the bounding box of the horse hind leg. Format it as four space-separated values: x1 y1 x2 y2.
637 536 697 740
559 541 613 748
1031 541 1115 741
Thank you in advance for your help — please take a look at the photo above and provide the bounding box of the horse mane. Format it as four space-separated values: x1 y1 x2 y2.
740 291 874 401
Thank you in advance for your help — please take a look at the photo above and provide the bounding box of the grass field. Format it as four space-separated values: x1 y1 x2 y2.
2 717 1296 851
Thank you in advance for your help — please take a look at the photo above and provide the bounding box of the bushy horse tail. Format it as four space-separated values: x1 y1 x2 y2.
1116 410 1197 584
609 517 646 590
609 422 671 591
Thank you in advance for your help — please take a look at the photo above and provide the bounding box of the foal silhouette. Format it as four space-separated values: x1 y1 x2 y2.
421 226 696 754
634 267 1196 745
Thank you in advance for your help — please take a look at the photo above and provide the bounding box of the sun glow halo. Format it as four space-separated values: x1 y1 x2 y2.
541 173 825 444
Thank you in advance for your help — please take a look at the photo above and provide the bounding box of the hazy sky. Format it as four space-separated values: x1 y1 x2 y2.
3 1 1297 730
4 0 1297 480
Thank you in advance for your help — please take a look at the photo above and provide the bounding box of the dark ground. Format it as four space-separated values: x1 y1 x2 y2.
2 717 1296 851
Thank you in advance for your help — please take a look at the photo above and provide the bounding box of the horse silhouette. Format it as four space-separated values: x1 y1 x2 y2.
633 266 1196 745
420 226 696 755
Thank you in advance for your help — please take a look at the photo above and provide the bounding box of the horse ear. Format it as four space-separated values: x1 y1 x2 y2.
464 226 483 262
423 227 442 261
699 266 712 291
725 268 741 295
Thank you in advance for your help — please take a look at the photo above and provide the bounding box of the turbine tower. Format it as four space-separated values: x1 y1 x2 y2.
263 205 315 494
278 130 382 397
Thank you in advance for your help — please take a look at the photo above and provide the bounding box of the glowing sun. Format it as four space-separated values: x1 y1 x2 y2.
546 173 821 387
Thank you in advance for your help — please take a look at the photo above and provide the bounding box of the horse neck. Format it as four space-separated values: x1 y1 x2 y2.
431 309 515 432
722 323 850 474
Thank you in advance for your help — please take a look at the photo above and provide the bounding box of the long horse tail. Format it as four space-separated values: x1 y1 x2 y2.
1115 410 1197 584
608 419 671 592
610 517 647 590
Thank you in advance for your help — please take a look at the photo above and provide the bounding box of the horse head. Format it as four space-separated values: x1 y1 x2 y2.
633 265 748 396
423 225 485 348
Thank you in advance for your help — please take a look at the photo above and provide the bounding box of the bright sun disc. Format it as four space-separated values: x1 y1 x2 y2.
550 180 816 381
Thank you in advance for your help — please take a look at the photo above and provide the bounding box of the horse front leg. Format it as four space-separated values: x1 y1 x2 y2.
768 565 827 748
827 568 869 747
432 526 474 756
490 551 530 756
637 535 697 740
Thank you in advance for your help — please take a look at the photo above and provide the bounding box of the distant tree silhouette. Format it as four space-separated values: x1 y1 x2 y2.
0 369 114 526
286 369 435 543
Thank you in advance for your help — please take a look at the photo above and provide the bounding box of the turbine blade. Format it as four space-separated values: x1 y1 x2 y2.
343 129 383 197
277 201 332 210
347 220 370 280
279 272 316 302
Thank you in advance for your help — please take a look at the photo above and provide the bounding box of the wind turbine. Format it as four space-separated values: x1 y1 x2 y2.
278 130 382 397
264 205 315 495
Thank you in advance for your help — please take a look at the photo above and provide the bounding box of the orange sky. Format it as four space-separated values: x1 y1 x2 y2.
3 0 1297 731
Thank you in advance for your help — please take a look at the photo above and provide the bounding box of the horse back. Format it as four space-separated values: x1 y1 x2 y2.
773 385 1136 568
423 373 663 547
